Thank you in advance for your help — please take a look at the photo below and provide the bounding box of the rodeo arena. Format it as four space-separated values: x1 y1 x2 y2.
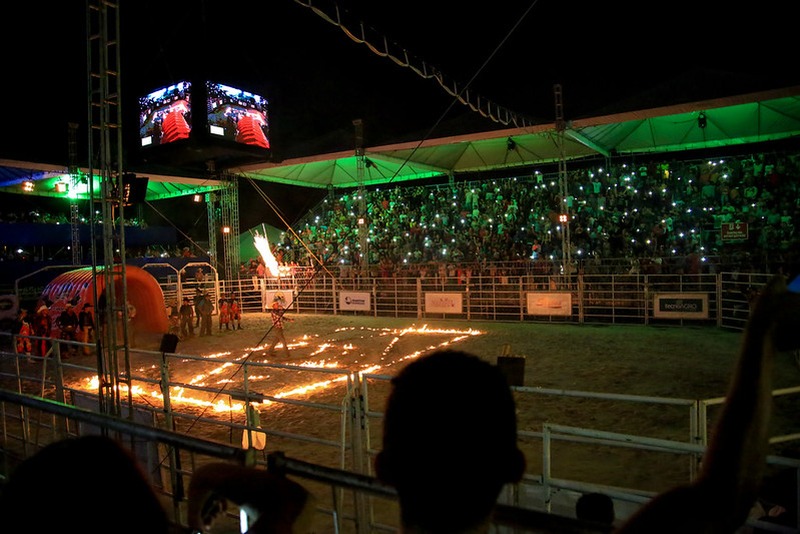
3 4 800 534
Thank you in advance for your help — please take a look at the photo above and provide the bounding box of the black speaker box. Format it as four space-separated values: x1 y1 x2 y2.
159 333 179 353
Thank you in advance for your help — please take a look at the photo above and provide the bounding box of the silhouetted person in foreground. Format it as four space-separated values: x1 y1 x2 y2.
0 434 170 534
615 274 799 533
374 349 526 533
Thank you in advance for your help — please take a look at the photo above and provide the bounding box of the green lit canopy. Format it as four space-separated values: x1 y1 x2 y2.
2 85 799 198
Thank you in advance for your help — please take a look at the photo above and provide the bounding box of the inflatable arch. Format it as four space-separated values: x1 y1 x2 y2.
39 265 169 340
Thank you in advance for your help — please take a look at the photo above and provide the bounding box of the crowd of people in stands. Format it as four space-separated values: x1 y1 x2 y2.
279 150 798 276
0 209 146 227
1 149 797 276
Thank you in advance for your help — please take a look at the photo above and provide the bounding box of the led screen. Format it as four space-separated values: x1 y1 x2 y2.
138 81 192 147
206 81 269 149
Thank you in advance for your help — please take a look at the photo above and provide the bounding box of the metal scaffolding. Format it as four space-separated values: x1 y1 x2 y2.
86 0 133 417
353 119 369 276
68 122 81 265
554 84 572 274
219 173 241 283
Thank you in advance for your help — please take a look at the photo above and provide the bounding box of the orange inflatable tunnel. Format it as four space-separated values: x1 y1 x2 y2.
40 265 169 339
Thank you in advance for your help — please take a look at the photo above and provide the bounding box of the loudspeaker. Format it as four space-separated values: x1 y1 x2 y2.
159 333 179 353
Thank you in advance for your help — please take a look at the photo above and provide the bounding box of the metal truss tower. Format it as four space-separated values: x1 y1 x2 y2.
219 173 241 283
554 84 572 274
68 122 82 265
353 119 369 276
86 0 133 417
206 192 218 263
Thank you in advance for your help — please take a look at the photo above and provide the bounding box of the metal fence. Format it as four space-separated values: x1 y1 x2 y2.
211 268 768 331
1 269 798 533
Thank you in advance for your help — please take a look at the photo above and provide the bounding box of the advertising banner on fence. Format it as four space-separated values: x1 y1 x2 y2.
526 292 572 316
653 293 709 319
339 291 371 311
425 292 463 314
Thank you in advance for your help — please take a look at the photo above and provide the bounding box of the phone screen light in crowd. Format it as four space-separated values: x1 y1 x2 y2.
788 275 800 294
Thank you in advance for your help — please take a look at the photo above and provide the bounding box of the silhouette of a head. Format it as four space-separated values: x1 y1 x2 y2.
375 350 525 532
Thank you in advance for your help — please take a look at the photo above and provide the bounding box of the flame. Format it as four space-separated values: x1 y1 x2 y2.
253 231 280 277
71 325 484 415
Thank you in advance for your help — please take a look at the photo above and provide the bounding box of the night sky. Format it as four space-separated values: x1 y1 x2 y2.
1 0 797 233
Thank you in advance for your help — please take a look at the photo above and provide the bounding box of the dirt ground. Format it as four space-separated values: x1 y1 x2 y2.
37 312 800 530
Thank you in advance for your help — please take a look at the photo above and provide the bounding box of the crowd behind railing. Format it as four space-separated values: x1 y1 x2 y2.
272 150 798 278
1 149 798 277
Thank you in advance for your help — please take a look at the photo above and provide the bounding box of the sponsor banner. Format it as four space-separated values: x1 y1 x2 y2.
340 291 371 311
425 292 463 314
653 293 708 319
526 292 572 316
720 222 748 241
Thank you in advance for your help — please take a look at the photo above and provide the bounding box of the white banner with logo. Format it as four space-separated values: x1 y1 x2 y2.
425 292 463 314
526 292 572 316
339 291 371 311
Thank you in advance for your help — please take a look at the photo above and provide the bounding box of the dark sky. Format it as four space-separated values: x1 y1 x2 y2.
2 0 797 232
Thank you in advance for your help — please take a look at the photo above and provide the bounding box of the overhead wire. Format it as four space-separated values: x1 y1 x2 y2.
291 0 539 184
292 0 539 128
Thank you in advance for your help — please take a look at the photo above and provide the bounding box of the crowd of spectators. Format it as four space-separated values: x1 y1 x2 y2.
1 149 798 277
275 150 798 276
0 209 145 227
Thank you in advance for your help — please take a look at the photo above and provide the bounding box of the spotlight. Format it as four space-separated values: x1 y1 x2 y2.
55 182 68 193
222 226 231 234
698 112 707 129
193 194 203 203
22 181 35 192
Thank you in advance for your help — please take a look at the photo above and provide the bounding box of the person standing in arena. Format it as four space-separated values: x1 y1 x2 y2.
198 292 213 337
57 303 80 356
218 296 230 331
267 293 292 358
229 293 243 330
179 297 195 338
193 289 203 329
32 304 52 357
77 302 95 355
15 308 32 356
